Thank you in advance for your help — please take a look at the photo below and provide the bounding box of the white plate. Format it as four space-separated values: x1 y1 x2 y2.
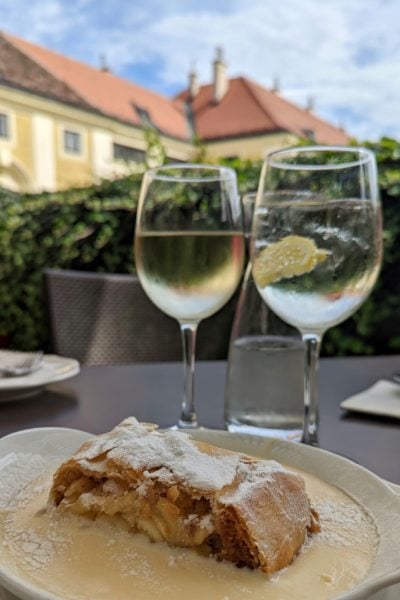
0 355 79 401
0 427 399 600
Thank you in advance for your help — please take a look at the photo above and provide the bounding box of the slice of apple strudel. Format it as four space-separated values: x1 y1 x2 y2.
49 418 319 574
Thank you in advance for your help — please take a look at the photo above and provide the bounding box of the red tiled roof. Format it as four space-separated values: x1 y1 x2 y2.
178 77 349 145
1 31 348 146
0 34 90 109
2 32 189 140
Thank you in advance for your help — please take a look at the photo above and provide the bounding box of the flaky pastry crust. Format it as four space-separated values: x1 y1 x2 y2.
49 418 319 573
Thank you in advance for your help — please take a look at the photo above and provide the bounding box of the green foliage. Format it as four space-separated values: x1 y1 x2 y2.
219 157 262 194
0 176 141 350
191 135 209 163
0 137 400 356
323 137 400 356
144 128 166 168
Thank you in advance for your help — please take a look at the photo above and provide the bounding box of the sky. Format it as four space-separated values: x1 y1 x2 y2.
1 0 399 141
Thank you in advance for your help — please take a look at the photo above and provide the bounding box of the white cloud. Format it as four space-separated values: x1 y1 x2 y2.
1 0 399 140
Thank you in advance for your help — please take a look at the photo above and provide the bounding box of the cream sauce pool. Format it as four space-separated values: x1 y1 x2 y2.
0 464 378 600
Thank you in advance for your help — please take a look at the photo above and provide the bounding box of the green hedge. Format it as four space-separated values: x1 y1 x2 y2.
0 177 141 350
0 138 399 355
323 138 400 355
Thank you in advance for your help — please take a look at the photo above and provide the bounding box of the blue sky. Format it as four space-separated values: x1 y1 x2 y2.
1 0 399 140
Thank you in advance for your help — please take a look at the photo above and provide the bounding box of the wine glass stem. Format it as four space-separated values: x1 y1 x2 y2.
302 332 322 446
178 322 199 429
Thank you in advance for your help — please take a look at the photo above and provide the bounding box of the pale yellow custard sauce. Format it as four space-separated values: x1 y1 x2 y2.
0 464 378 600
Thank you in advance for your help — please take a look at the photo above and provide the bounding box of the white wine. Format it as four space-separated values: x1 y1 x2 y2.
254 199 382 333
135 231 245 321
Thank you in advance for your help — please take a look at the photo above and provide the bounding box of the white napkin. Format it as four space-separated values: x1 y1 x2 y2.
341 380 400 419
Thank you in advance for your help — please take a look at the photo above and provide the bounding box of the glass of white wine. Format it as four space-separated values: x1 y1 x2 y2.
135 164 245 428
251 146 383 445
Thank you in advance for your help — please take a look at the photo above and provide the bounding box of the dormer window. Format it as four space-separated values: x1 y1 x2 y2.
302 128 315 141
0 113 9 139
135 106 155 129
64 130 82 154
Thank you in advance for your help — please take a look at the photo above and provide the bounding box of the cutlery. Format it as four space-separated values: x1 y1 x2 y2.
392 373 400 384
0 352 44 377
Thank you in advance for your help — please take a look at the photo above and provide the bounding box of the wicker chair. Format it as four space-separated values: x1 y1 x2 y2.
44 269 237 365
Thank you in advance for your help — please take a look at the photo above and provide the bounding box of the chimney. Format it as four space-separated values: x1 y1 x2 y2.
272 75 280 93
305 95 315 112
188 67 199 100
213 47 228 103
100 54 110 73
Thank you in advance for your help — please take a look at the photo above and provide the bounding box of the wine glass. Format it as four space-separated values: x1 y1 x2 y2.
135 164 245 428
251 146 382 445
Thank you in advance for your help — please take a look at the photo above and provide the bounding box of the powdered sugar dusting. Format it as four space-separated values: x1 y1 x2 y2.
2 517 66 572
315 500 377 550
0 454 71 574
0 452 49 509
73 417 285 493
220 460 286 506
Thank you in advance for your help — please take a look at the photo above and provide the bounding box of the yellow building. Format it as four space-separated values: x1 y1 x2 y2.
0 34 348 193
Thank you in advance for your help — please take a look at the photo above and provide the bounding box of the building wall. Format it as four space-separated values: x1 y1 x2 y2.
204 132 299 161
0 85 194 193
0 95 33 192
14 110 35 181
32 114 56 190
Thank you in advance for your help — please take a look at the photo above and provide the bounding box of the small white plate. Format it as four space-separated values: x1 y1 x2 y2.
0 355 79 402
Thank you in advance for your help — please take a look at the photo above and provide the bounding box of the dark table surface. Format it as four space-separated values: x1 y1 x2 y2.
0 356 399 484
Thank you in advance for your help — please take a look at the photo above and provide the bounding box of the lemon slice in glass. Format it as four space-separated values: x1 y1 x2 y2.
253 235 330 288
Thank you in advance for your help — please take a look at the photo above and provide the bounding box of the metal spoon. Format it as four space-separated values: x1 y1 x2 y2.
0 352 44 377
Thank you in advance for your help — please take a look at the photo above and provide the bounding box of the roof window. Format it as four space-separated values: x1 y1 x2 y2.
301 128 315 141
134 105 155 129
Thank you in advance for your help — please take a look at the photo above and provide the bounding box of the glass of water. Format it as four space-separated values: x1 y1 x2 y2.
225 192 305 441
135 164 245 428
251 146 382 445
224 261 305 440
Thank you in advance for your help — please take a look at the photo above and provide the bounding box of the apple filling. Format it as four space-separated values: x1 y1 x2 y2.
53 471 217 551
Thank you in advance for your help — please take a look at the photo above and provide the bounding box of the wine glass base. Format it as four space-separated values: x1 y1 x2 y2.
177 420 199 430
301 432 319 447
